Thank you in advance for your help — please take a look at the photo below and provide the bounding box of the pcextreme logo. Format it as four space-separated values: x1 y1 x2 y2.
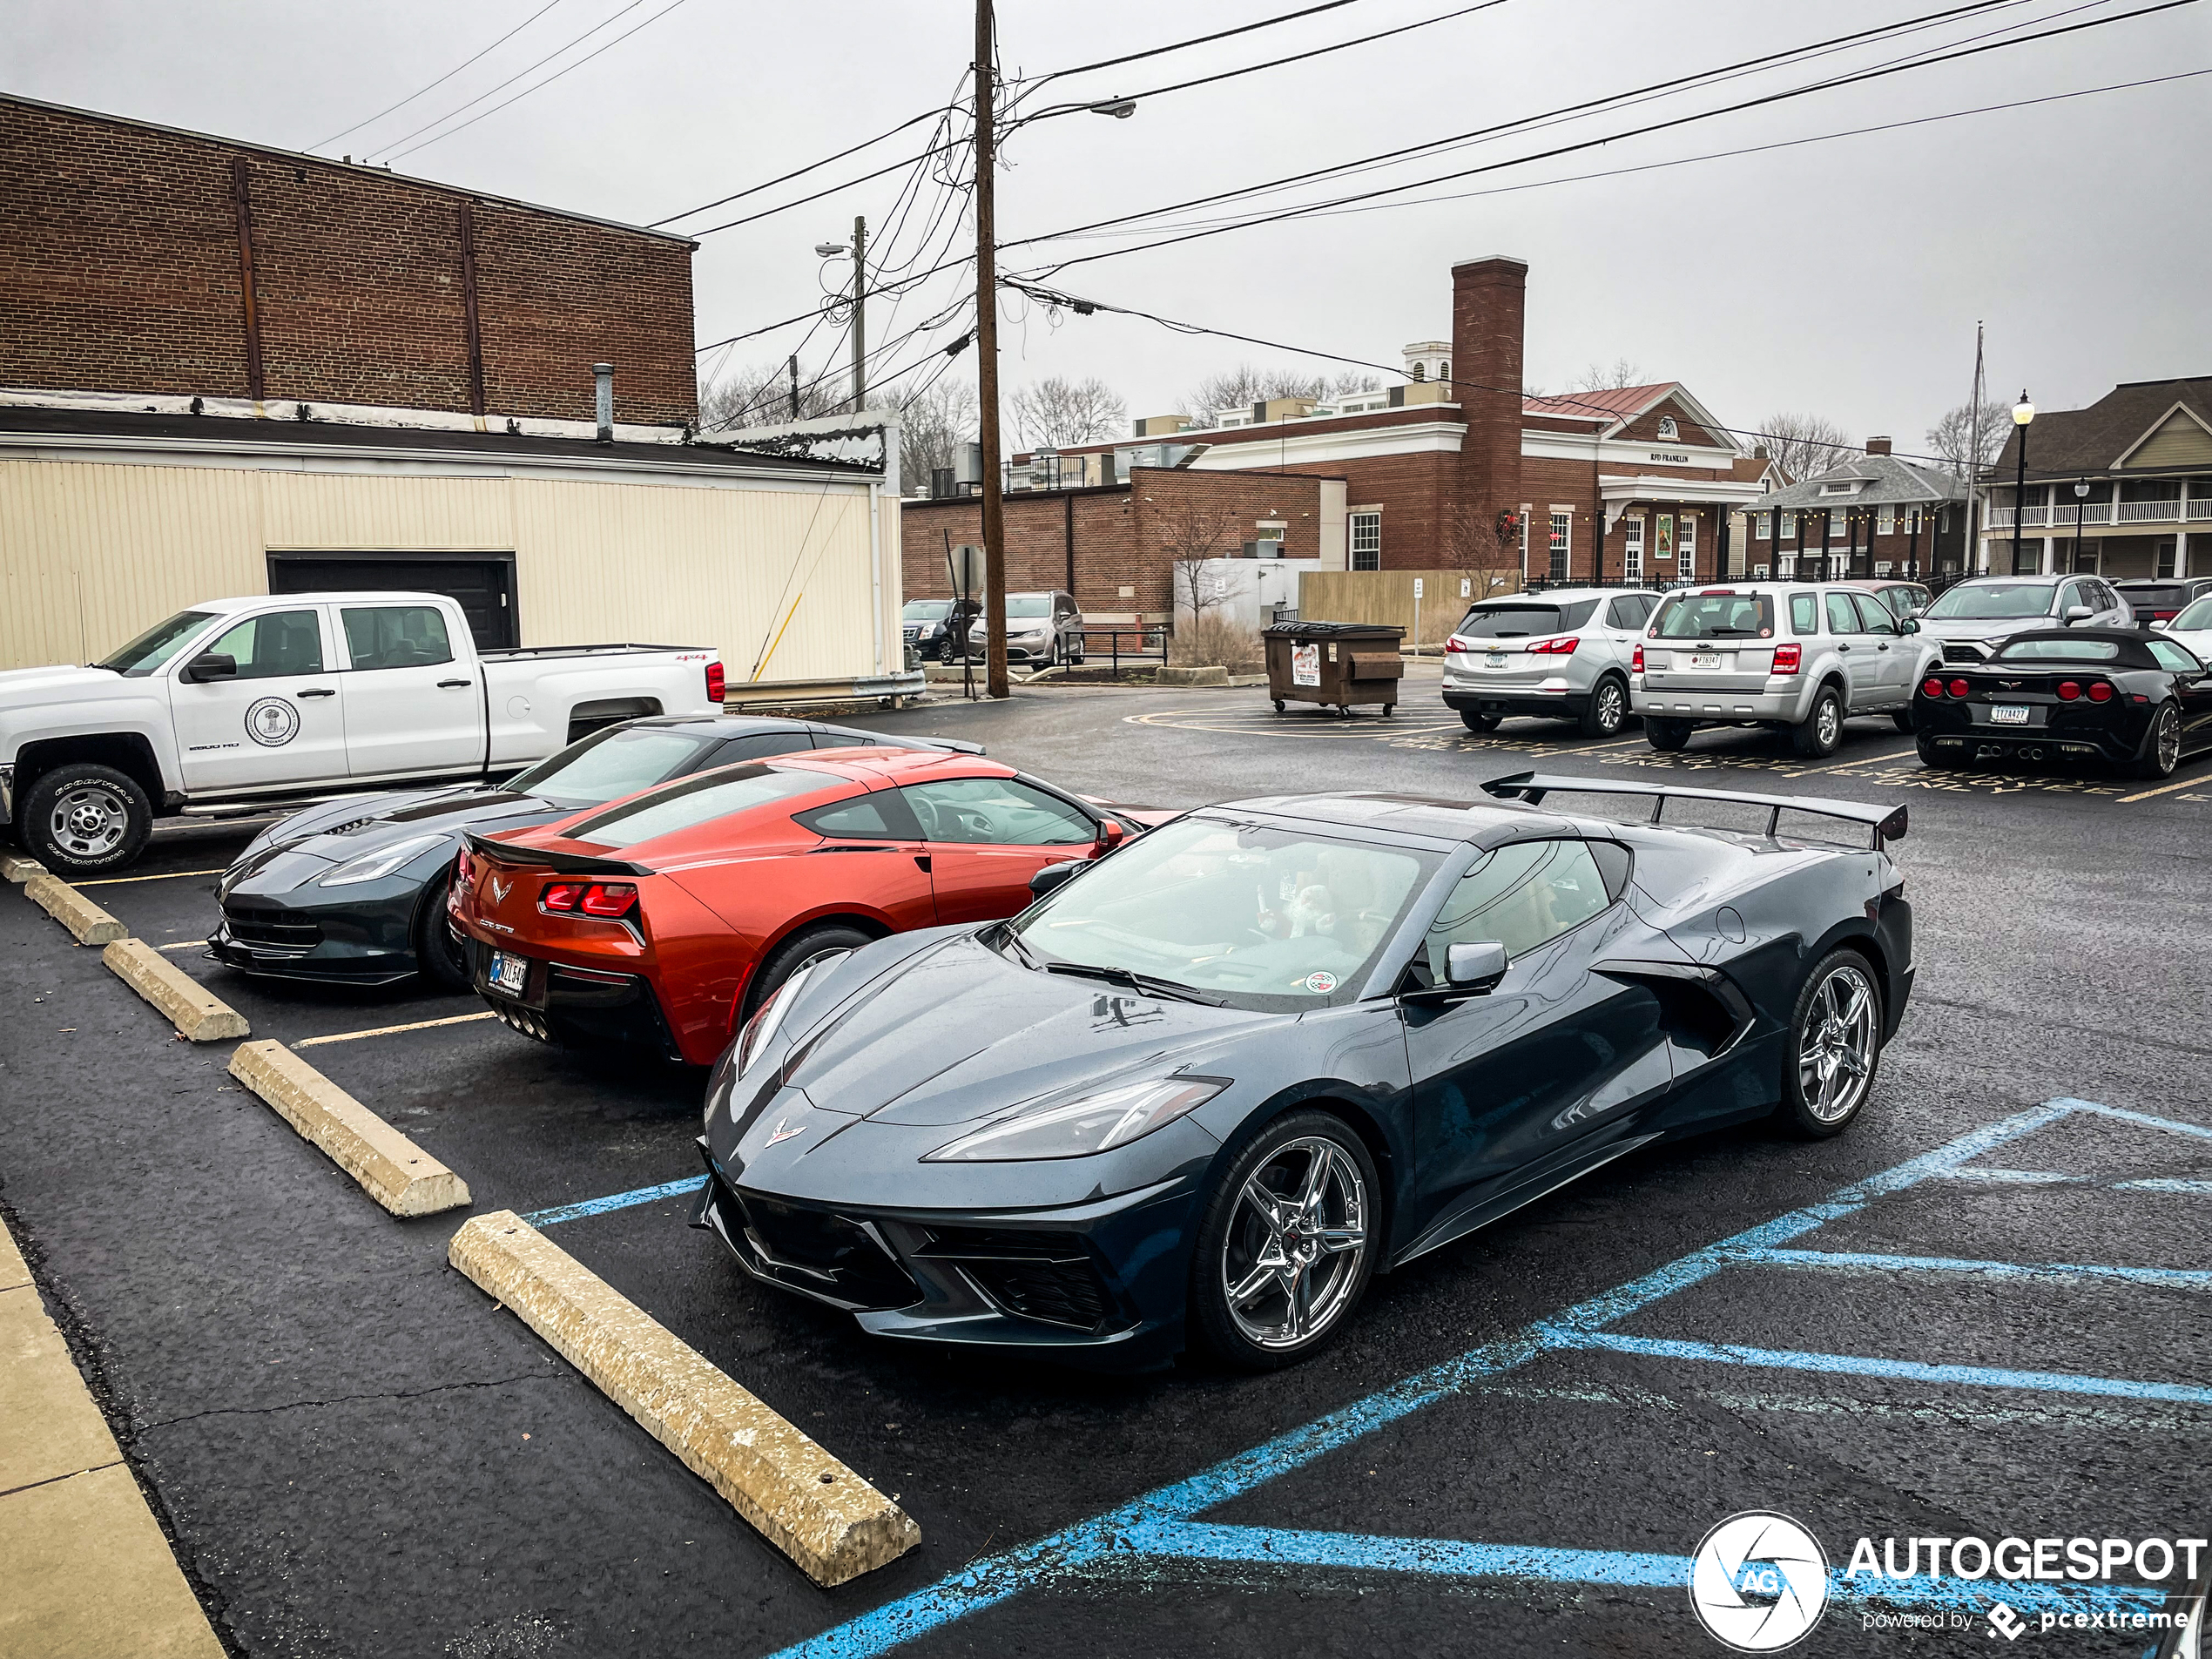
1689 1511 1831 1651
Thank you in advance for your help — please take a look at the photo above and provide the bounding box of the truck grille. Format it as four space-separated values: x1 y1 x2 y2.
221 902 323 948
921 1227 1111 1330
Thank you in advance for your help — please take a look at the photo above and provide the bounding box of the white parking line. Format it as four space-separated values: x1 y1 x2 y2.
1779 745 1919 779
74 868 226 887
157 940 207 953
294 1012 498 1049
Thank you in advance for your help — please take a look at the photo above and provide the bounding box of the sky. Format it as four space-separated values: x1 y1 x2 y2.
9 0 2210 462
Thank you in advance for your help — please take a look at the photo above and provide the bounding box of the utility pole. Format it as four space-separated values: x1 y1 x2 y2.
787 353 799 421
974 0 1008 698
850 214 867 415
1964 322 1985 574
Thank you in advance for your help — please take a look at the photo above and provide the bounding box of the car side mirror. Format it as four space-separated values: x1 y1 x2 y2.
182 651 238 683
1096 819 1128 852
1029 860 1085 898
2065 605 2094 624
1444 940 1509 994
1898 617 1920 634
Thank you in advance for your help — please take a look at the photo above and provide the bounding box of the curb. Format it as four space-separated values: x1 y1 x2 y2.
2 853 44 883
103 940 250 1041
228 1041 471 1217
22 873 126 945
450 1211 921 1587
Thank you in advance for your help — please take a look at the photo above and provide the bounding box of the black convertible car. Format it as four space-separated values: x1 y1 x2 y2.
211 716 978 988
694 773 1912 1372
1912 626 2212 778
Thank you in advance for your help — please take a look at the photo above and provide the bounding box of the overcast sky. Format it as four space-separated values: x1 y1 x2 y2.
10 0 2209 459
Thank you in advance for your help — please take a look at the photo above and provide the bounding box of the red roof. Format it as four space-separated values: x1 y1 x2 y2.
1521 383 1674 422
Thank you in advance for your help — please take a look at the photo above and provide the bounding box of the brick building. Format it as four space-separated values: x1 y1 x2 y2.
900 469 1339 620
1743 437 1969 580
0 94 698 428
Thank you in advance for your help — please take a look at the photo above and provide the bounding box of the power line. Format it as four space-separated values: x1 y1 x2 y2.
307 0 568 153
691 253 974 354
1022 0 1368 91
645 105 959 228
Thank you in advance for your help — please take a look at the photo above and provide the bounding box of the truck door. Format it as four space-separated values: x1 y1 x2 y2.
172 606 348 792
336 602 482 779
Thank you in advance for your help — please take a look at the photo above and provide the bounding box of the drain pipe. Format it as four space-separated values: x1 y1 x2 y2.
868 476 886 677
593 362 614 444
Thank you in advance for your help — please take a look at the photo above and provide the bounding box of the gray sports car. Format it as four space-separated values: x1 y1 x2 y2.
694 772 1912 1372
210 717 979 988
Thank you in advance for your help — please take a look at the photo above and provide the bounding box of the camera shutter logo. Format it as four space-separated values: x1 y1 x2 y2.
1689 1511 1831 1651
244 697 301 747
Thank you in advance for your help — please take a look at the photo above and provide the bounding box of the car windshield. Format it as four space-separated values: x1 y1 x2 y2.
505 726 722 809
563 764 840 848
1653 592 1775 638
1925 582 2054 620
903 601 951 621
2174 596 2212 631
94 610 218 676
1995 637 2124 663
1453 601 1595 638
1007 815 1440 1010
1002 597 1053 619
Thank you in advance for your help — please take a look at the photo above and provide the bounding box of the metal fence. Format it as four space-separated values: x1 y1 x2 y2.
1075 625 1168 671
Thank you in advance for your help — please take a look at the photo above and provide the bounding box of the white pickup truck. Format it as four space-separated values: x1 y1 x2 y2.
0 590 723 876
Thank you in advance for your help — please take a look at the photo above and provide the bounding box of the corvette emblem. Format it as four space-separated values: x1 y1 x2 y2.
765 1116 806 1146
487 873 511 904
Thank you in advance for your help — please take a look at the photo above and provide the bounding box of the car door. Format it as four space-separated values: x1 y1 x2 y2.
1400 839 1672 1252
900 774 1102 924
790 789 940 932
1602 594 1649 670
1848 592 1909 703
2143 637 2212 754
171 605 348 791
337 602 482 779
1824 590 1883 711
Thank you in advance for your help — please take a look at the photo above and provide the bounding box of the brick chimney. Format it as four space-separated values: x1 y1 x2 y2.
1866 435 1892 455
1450 255 1527 552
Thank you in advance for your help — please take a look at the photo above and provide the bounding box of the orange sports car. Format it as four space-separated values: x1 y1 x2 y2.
450 747 1135 1065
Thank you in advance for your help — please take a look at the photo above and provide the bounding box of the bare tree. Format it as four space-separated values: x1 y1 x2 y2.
1568 356 1650 393
698 358 846 429
1008 375 1126 449
1755 411 1855 485
1180 363 1379 419
891 374 978 491
1157 498 1243 627
1439 501 1522 633
1925 398 2012 476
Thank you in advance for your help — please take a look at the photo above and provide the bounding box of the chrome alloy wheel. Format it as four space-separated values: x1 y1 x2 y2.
1797 961 1877 1124
1814 694 1842 751
1594 679 1625 732
2153 705 2182 773
50 783 130 860
1220 1136 1369 1350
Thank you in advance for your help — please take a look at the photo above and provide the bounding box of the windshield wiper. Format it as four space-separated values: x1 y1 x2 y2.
1042 961 1224 1005
996 925 1046 972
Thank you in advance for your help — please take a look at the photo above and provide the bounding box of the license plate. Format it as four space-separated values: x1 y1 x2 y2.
489 950 529 995
1485 652 1507 668
1691 651 1723 671
1991 704 2031 725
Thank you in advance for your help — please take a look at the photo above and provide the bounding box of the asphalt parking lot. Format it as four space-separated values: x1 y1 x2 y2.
3 678 2209 1657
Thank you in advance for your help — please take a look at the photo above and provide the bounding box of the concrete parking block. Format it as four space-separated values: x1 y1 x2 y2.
449 1211 921 1588
228 1040 471 1217
103 938 250 1042
0 1465 226 1659
2 852 44 882
22 873 126 944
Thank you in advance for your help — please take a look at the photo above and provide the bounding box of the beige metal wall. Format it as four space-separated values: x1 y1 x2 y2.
0 459 899 685
1296 567 1523 648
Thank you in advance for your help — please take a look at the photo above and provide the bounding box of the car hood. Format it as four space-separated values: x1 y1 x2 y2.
1914 614 2052 642
228 789 564 889
782 933 1274 1128
0 664 131 709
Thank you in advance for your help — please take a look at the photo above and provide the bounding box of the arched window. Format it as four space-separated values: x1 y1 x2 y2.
1411 363 1425 381
1657 416 1679 440
1439 361 1449 381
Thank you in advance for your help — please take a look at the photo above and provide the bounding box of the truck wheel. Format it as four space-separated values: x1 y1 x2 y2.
22 763 152 877
1579 675 1629 738
413 871 473 993
1644 718 1692 752
1791 686 1844 758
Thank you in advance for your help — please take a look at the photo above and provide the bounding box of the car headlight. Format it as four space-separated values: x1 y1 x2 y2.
319 833 452 887
922 1076 1224 1163
728 955 842 1105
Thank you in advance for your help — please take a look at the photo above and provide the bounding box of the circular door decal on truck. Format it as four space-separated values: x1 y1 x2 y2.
245 697 302 746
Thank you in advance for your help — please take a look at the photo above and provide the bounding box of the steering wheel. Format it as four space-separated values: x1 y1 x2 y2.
908 793 941 839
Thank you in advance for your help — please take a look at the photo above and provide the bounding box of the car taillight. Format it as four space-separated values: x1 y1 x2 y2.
1948 678 1970 698
1527 635 1579 655
1771 643 1802 676
540 881 586 912
2087 680 2114 703
1447 634 1476 654
2057 680 2080 701
705 661 726 704
1920 677 1944 698
538 880 639 919
1632 644 1644 673
2154 610 2178 620
455 847 475 889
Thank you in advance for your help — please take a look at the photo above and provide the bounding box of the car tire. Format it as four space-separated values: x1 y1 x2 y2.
1579 675 1629 738
1459 709 1501 733
1644 717 1692 752
1891 708 1916 733
1791 685 1844 758
1190 1109 1379 1372
21 763 152 877
2130 704 2182 780
413 871 474 993
740 922 871 1023
1775 947 1883 1139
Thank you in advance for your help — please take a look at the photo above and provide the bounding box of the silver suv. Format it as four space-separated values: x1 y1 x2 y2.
965 590 1086 666
1441 587 1660 737
1633 583 1940 757
1915 574 2134 664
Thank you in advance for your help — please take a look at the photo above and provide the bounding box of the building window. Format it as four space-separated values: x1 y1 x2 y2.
1548 510 1571 580
1439 360 1448 381
1623 516 1644 579
1350 511 1382 570
1878 505 1895 535
1828 509 1846 539
1756 512 1771 540
1657 416 1678 440
1518 502 1531 575
1410 363 1425 381
2157 539 2177 578
1678 513 1696 577
2012 539 2041 575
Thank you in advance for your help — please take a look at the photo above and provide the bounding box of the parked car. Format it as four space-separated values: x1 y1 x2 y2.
1912 627 2212 779
901 597 979 664
209 716 980 990
967 591 1085 666
452 748 1130 1065
694 772 1912 1372
1838 578 1933 623
2161 592 2212 661
1913 573 2132 664
0 591 721 877
2114 577 2212 626
1440 587 1659 737
1633 583 1938 757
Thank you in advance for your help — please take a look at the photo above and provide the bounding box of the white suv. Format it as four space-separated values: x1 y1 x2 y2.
1633 583 1940 757
1442 587 1661 738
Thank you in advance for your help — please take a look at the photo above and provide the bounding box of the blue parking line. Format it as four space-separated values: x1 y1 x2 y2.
1746 1246 2212 1291
521 1177 704 1229
2116 1177 2212 1194
770 1096 2212 1659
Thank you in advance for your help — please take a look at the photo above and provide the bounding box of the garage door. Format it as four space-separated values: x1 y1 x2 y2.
266 553 518 651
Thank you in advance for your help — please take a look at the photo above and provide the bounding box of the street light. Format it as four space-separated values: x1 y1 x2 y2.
1089 98 1136 118
2010 391 2034 575
2073 478 2090 574
814 218 868 414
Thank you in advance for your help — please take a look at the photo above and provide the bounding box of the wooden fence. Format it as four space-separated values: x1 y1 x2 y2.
1294 568 1522 648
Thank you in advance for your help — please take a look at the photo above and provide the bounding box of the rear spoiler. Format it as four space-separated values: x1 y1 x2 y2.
462 830 650 877
1481 771 1907 849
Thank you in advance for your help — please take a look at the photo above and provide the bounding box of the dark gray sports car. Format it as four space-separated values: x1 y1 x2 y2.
210 717 979 988
694 772 1912 1372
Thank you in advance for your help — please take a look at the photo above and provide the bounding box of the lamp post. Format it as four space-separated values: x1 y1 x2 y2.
813 218 867 415
2073 478 2090 574
2010 390 2034 575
